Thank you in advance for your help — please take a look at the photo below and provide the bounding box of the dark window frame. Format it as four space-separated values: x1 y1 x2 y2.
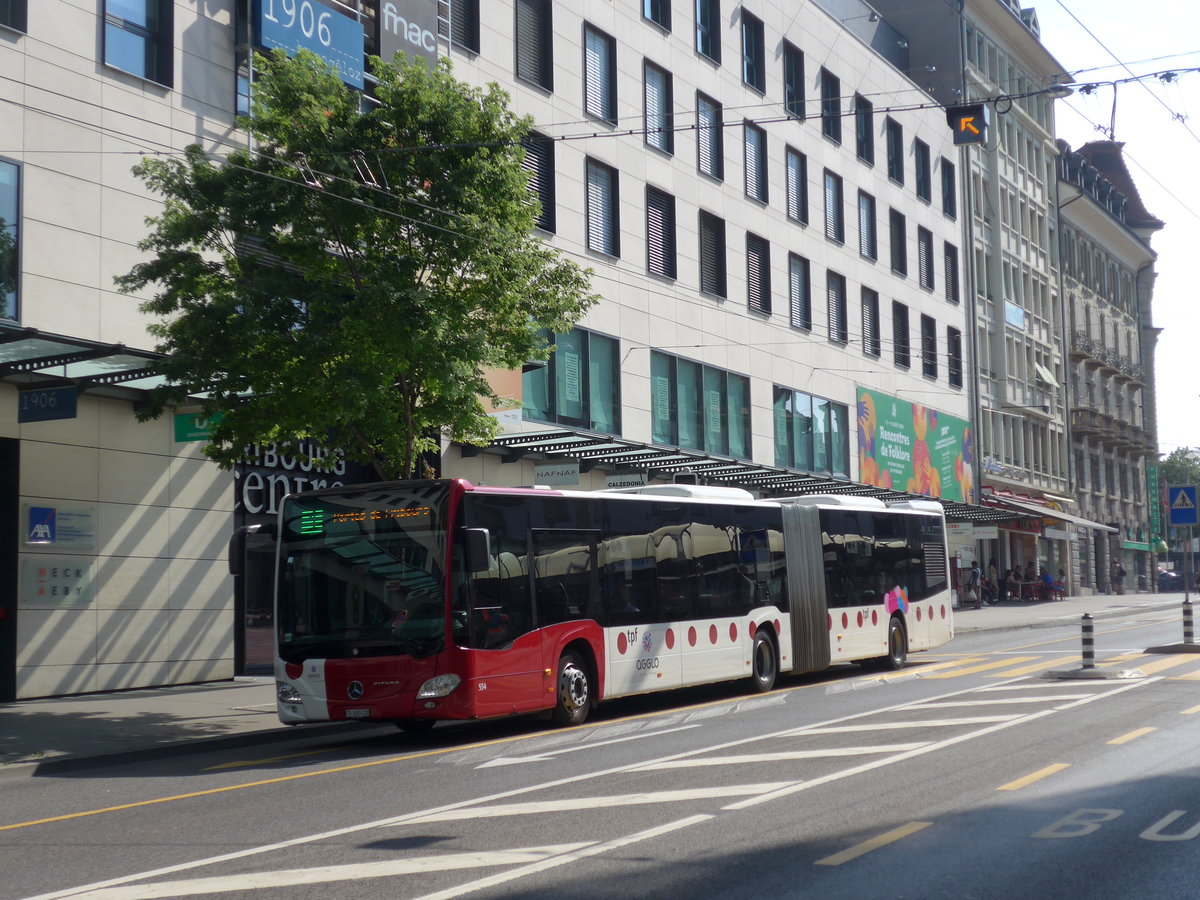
440 0 481 53
941 158 957 219
523 326 622 434
744 120 768 202
861 287 880 357
521 132 556 233
892 300 911 369
788 253 811 331
643 0 671 30
917 226 934 290
885 117 904 184
888 208 907 276
785 146 808 225
646 185 678 280
0 0 27 32
854 93 874 164
698 209 727 298
103 0 174 87
947 326 963 387
696 92 724 181
783 41 804 119
514 0 554 90
920 313 938 378
857 190 876 260
827 270 848 345
583 23 617 123
824 169 844 244
695 0 721 63
0 156 20 321
820 68 841 143
643 60 675 155
915 139 932 202
741 10 766 92
585 157 620 257
746 232 771 315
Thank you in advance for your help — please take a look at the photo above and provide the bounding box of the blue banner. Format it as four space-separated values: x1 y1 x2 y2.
254 0 365 89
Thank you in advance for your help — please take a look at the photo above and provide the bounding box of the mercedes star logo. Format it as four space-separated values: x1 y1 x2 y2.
347 680 364 701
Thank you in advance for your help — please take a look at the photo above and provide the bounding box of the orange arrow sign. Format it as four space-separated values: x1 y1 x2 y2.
959 116 980 135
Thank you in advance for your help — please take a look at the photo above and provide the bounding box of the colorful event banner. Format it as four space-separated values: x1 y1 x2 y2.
856 388 975 503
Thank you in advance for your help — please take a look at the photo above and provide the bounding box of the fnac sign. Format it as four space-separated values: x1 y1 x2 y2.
380 0 438 66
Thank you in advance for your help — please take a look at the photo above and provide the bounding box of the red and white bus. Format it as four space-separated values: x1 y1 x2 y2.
261 479 952 730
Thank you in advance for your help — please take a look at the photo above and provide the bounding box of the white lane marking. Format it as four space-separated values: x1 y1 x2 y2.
910 695 1092 708
68 846 595 900
637 743 932 769
722 677 1158 812
402 784 794 824
411 816 715 900
476 724 701 768
781 716 1023 734
35 677 1158 900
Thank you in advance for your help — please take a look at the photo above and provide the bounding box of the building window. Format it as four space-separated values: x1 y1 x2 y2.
695 0 721 63
941 158 957 218
892 300 910 368
944 242 960 303
0 0 27 32
744 122 767 202
854 94 874 164
644 62 674 154
520 132 555 233
915 140 932 202
697 93 724 180
0 159 18 320
947 326 963 387
698 210 727 297
789 253 811 331
885 117 903 183
741 10 765 92
104 0 173 86
921 314 937 378
820 69 841 142
827 270 847 344
646 186 677 279
858 191 876 260
783 41 804 118
515 0 553 90
861 288 880 357
785 147 808 224
586 158 619 257
917 227 934 290
652 351 750 458
747 232 771 315
644 0 671 30
583 24 616 123
773 386 849 477
440 0 480 53
824 170 844 243
888 208 906 276
523 328 621 434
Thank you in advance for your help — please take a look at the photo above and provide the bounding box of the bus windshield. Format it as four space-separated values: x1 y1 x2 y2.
277 482 452 663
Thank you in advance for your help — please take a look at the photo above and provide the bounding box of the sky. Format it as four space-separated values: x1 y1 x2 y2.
1030 0 1198 456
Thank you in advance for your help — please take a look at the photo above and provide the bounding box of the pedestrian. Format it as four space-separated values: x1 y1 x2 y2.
968 560 983 609
984 559 999 604
1023 560 1036 584
999 568 1013 603
1111 560 1126 596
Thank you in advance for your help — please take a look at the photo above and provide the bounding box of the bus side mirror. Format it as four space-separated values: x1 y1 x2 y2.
229 522 276 576
463 528 491 573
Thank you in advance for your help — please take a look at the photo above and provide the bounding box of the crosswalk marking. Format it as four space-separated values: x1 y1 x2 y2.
784 716 1022 736
986 656 1080 677
401 784 794 824
911 695 1091 709
926 656 1039 678
1129 655 1197 676
638 744 932 769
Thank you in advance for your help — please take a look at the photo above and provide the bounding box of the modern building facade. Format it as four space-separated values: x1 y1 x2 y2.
1058 140 1162 593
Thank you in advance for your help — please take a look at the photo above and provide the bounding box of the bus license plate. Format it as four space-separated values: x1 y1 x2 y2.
345 709 370 718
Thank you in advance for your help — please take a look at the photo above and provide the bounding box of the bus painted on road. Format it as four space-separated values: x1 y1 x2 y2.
262 479 952 729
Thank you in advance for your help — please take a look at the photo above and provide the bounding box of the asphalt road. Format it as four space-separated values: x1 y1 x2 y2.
5 606 1200 900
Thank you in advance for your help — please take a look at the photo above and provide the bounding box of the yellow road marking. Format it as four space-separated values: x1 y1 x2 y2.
926 657 1039 678
1168 669 1200 680
997 763 1071 791
815 821 933 866
203 748 339 771
986 655 1079 678
1108 727 1155 745
1099 653 1149 668
1129 655 1197 676
1182 703 1200 715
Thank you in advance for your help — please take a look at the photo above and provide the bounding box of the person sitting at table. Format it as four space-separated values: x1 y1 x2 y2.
997 568 1013 603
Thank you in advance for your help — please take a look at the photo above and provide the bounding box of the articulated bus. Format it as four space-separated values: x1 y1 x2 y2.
259 478 952 730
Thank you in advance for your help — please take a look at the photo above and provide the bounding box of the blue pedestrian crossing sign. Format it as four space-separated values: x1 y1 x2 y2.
1168 485 1199 527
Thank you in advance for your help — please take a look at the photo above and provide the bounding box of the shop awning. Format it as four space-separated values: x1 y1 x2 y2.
0 324 167 399
984 494 1117 532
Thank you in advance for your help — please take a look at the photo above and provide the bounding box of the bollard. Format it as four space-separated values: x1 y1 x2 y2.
1081 613 1095 669
1185 599 1195 646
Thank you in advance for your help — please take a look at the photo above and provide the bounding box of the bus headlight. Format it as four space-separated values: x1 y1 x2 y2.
277 681 303 703
416 674 461 699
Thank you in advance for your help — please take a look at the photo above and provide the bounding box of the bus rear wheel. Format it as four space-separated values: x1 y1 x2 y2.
551 651 591 726
748 630 778 693
880 616 908 670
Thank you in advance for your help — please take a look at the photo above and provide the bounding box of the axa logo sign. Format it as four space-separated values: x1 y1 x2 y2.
27 507 56 544
380 1 438 64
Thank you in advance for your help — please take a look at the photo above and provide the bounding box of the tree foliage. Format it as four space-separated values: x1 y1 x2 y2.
1160 447 1200 489
119 50 595 479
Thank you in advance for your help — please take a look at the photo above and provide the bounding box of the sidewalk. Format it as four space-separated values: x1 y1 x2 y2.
2 591 1193 776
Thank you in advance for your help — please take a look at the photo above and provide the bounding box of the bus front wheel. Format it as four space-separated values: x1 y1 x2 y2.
551 651 591 726
748 630 778 693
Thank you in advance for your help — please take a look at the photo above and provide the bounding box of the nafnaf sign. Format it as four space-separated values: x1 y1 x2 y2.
380 0 439 66
254 0 365 89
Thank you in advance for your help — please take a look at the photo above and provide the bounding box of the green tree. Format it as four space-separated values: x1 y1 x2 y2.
1159 447 1200 490
0 219 15 318
119 50 595 480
